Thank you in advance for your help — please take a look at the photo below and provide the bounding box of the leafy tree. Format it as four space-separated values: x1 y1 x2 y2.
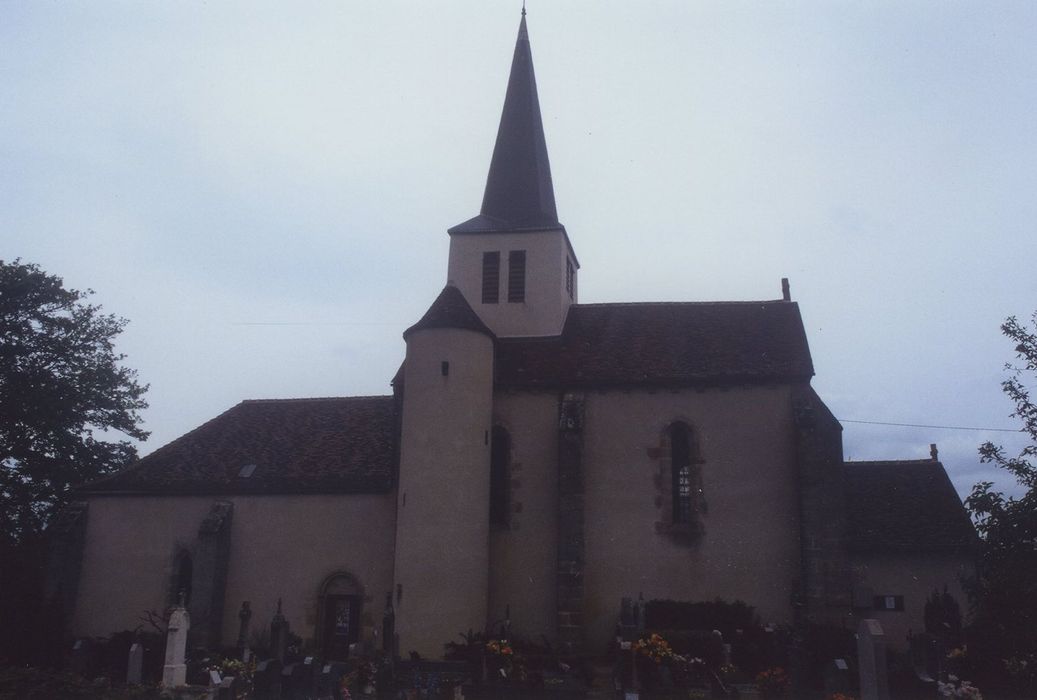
0 260 148 543
965 312 1037 690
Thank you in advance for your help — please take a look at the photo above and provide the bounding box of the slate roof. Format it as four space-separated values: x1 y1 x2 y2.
84 397 396 495
494 300 814 389
844 460 977 553
403 285 494 340
449 12 560 235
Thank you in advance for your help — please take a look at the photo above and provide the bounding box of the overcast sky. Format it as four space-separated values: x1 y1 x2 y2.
4 2 1035 500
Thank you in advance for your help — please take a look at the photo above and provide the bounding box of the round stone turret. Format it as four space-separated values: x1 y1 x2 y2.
393 285 495 657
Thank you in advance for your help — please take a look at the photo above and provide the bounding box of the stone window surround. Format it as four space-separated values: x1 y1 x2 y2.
650 418 707 541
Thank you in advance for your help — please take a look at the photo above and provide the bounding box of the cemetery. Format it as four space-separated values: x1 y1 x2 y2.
5 6 1036 700
2 591 1014 699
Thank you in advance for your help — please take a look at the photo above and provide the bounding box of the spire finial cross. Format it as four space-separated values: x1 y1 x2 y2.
521 1 526 17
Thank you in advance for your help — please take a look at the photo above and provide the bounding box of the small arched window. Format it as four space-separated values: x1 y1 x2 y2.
670 422 695 524
490 426 511 528
172 550 193 606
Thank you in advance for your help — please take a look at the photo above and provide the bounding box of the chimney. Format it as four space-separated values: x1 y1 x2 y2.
930 443 939 461
781 278 791 301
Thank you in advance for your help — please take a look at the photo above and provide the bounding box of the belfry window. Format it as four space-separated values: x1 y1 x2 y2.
482 252 500 304
508 251 526 303
490 426 511 528
670 422 694 524
565 257 575 300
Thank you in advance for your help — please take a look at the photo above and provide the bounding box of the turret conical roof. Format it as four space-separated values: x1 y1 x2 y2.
449 11 561 234
403 285 495 340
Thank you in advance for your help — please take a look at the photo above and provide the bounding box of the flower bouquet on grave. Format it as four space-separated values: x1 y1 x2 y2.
486 638 521 682
632 633 683 689
754 666 789 698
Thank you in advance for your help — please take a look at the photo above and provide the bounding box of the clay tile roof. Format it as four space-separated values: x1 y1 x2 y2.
844 460 978 553
495 300 814 388
84 396 396 495
404 285 494 340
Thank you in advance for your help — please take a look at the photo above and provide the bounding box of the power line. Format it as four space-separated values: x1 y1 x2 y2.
840 419 1021 433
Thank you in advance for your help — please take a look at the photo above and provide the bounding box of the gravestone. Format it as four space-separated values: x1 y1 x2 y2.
270 598 289 663
253 658 282 700
823 658 851 696
281 662 297 699
237 600 252 660
619 596 638 651
909 631 943 683
382 591 396 654
301 656 319 698
315 663 334 700
126 642 143 684
69 638 91 676
857 618 890 700
217 675 242 700
162 595 191 687
316 661 349 700
283 661 314 700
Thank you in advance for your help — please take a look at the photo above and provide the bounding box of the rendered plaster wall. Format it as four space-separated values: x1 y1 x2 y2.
488 391 560 641
580 385 802 650
394 327 495 658
853 552 973 650
73 494 396 647
446 228 576 338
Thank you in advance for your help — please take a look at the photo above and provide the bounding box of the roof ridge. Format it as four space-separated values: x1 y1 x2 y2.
241 395 393 404
845 459 942 466
573 300 789 308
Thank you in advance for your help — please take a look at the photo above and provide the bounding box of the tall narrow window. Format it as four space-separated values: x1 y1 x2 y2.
565 257 575 300
490 426 510 528
508 250 526 303
670 422 693 524
482 252 500 304
172 550 193 606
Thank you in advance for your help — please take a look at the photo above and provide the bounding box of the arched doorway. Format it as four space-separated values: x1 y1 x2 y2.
317 572 363 661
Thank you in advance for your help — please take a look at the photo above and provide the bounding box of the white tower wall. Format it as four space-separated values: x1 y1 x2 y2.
393 327 495 657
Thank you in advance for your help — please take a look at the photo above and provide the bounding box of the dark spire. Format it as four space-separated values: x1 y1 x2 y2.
449 10 561 234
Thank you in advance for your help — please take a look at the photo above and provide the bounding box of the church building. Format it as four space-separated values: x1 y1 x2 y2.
51 11 975 659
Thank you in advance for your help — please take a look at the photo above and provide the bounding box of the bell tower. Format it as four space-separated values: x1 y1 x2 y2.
447 9 579 338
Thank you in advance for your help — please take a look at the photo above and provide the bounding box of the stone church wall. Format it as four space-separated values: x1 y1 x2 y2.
484 384 803 652
73 494 396 649
580 385 801 649
489 391 562 641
